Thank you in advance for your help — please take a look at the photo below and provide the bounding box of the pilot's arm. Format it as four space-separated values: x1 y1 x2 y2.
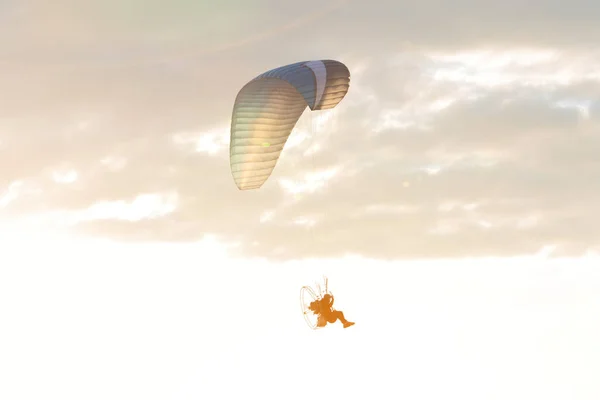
323 294 333 308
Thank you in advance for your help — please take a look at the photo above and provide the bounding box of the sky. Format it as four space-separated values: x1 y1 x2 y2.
1 0 600 399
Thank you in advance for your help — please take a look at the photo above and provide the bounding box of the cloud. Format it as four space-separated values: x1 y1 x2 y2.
3 2 600 260
0 181 24 208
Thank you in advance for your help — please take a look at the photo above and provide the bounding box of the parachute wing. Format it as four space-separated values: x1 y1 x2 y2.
230 60 350 190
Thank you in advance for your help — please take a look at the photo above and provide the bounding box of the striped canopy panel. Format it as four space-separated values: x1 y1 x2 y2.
230 60 350 190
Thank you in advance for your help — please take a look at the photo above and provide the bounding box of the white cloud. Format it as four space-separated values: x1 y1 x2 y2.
195 133 227 154
371 87 474 134
0 180 42 208
417 164 443 175
292 216 316 227
374 108 419 131
537 244 557 258
259 210 275 223
429 48 560 69
478 219 494 229
171 127 229 155
0 181 23 208
278 166 340 195
284 127 310 150
361 203 420 215
52 169 78 184
428 48 600 88
100 156 128 171
554 99 592 119
70 192 179 223
517 213 542 229
428 97 458 112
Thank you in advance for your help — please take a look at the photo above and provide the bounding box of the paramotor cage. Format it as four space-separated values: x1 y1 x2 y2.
300 285 322 330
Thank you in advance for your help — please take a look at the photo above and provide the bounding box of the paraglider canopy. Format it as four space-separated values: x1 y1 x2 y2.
229 60 350 190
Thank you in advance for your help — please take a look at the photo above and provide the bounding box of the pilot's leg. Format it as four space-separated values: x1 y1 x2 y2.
329 310 355 328
328 310 347 324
